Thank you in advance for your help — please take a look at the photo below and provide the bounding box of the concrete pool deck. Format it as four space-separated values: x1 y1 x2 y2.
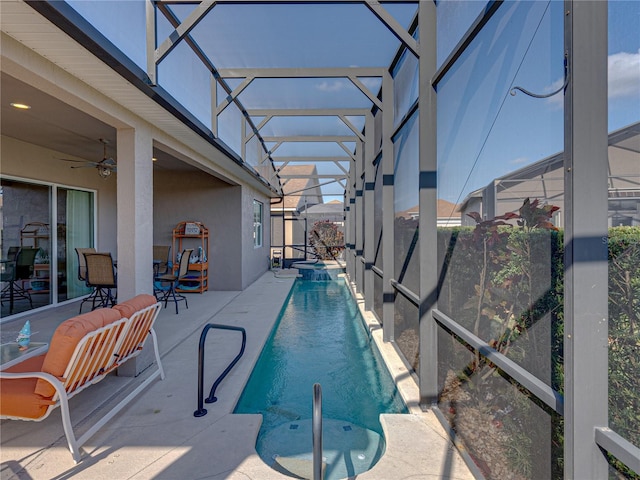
0 271 474 480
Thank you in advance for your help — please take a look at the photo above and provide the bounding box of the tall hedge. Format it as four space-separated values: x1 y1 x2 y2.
435 222 639 479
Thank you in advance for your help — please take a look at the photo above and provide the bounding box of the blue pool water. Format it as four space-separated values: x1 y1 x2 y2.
234 277 407 479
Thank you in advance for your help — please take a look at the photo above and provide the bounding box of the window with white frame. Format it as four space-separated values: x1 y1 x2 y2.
253 200 263 248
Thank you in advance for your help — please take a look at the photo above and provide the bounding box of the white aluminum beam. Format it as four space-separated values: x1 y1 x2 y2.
146 0 157 84
284 179 346 195
216 76 254 115
338 142 357 160
363 111 375 309
381 69 394 342
159 0 418 3
564 1 609 478
365 0 418 58
339 115 365 141
418 0 438 407
271 156 352 162
262 136 356 143
217 67 385 78
279 174 348 179
155 0 217 64
246 109 369 116
349 75 383 109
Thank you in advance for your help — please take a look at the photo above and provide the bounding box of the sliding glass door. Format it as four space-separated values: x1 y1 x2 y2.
59 188 94 301
0 177 94 319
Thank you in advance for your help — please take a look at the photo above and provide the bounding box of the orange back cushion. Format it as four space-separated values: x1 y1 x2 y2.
34 308 123 398
112 294 158 319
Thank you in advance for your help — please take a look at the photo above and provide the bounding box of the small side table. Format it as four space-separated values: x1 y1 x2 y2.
0 342 48 370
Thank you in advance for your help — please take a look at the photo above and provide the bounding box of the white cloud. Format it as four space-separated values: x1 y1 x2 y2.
608 49 640 99
358 77 382 91
544 49 639 108
545 76 566 110
510 156 529 165
315 80 346 92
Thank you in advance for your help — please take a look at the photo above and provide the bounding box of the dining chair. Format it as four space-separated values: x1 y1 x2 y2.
152 245 171 298
75 247 96 284
75 247 97 313
0 247 39 313
82 252 117 312
154 248 193 314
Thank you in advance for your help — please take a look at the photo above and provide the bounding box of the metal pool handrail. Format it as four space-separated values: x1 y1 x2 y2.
193 323 246 417
313 383 323 480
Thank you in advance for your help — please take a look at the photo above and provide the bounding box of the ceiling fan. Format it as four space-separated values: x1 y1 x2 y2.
59 138 117 179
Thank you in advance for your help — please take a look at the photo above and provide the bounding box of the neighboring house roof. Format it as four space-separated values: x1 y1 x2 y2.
437 199 461 219
274 165 323 211
459 121 640 211
395 200 461 221
303 201 344 216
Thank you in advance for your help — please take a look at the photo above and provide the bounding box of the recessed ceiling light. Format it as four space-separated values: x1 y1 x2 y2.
10 102 31 110
152 157 158 162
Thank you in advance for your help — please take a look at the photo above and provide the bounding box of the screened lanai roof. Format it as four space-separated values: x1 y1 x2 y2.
60 0 420 202
457 121 640 224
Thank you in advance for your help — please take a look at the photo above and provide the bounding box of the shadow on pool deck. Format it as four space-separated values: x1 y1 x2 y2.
0 271 473 480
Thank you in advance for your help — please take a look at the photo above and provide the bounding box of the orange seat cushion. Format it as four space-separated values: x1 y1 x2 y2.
112 294 158 319
0 354 54 419
34 308 123 398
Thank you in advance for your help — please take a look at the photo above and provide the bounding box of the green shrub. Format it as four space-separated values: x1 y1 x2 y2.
436 202 639 479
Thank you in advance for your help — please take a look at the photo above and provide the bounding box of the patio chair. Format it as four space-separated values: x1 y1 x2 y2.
75 247 97 313
1 247 39 313
154 248 193 314
82 252 117 311
75 248 96 284
152 245 171 298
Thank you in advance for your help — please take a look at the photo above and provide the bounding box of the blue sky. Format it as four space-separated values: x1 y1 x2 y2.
436 0 640 207
67 1 639 206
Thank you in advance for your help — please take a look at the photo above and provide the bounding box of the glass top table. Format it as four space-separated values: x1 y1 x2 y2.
0 342 48 370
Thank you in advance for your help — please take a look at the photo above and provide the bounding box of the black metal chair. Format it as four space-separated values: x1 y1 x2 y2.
154 248 193 314
82 252 117 312
1 247 40 314
152 245 171 298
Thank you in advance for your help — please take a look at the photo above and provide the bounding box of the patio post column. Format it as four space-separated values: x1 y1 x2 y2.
354 139 365 294
418 0 438 407
564 0 609 477
363 112 375 310
381 70 395 342
116 125 154 375
347 157 356 284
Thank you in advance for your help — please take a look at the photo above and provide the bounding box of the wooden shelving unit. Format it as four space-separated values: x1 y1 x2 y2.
172 221 209 293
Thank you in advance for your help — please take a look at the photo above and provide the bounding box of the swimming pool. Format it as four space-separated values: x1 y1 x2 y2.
290 260 344 281
234 277 407 479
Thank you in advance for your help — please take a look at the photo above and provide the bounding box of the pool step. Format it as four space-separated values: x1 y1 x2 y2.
259 418 384 480
272 456 326 480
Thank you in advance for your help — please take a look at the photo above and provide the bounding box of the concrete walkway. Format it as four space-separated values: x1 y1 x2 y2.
0 271 473 480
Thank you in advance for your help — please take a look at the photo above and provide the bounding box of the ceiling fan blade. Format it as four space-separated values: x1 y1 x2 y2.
70 163 100 169
57 157 92 164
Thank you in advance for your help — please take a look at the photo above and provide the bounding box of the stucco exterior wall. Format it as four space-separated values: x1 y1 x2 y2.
153 169 260 291
241 186 271 289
